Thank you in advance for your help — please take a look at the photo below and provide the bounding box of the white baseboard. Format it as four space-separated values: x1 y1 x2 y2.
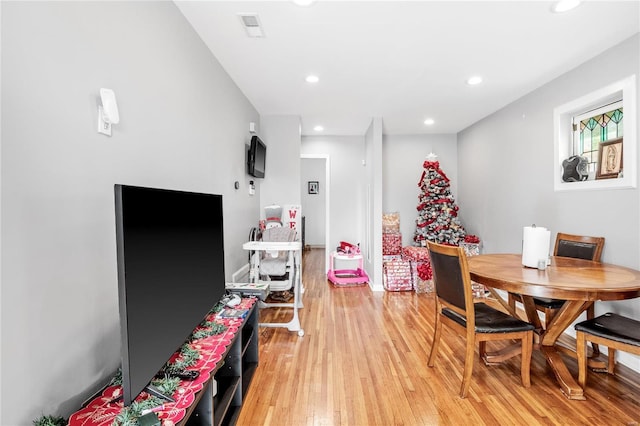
231 263 250 283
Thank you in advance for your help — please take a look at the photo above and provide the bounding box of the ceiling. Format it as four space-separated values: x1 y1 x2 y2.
175 1 640 136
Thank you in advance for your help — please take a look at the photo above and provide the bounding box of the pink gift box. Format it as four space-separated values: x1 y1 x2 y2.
383 232 402 255
401 246 430 262
401 246 432 280
383 259 416 291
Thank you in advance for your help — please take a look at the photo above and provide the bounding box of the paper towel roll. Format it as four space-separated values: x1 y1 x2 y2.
522 226 550 268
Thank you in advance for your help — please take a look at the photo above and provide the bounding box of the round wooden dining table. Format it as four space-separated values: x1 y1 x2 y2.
467 253 640 400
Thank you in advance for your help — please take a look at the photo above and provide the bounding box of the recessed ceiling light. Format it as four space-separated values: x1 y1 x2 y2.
293 0 316 6
424 118 435 126
305 75 319 83
313 125 324 132
467 76 483 86
551 0 581 13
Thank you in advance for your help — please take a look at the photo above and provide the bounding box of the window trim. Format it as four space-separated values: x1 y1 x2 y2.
553 75 636 192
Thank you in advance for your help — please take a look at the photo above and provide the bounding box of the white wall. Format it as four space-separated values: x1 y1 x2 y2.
300 158 326 246
383 134 459 247
1 2 260 423
457 34 640 371
259 115 302 211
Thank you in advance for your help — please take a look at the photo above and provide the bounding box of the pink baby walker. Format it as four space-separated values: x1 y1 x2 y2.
327 241 370 286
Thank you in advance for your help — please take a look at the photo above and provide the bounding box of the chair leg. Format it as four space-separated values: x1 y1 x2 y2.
478 341 486 361
427 313 442 367
576 331 588 388
459 335 475 398
608 348 616 375
520 331 533 388
586 304 600 356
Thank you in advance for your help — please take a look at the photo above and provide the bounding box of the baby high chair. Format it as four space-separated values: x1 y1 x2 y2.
241 205 305 336
258 225 297 298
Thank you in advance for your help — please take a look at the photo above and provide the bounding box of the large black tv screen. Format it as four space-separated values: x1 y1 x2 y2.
114 185 226 406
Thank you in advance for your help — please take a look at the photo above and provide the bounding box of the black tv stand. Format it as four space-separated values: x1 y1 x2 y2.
182 303 259 426
68 301 258 426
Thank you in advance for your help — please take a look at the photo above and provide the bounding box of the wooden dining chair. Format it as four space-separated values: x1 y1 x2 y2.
426 242 534 398
575 313 640 389
508 233 604 352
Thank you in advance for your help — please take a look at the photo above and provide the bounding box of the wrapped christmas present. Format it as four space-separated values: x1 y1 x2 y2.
382 212 400 233
383 254 403 262
383 259 416 291
461 242 481 257
401 246 430 262
461 234 481 257
401 246 432 281
415 278 434 294
460 235 486 297
382 232 402 255
415 260 433 285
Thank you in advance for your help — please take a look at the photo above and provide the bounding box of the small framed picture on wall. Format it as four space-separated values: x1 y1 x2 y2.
308 181 319 194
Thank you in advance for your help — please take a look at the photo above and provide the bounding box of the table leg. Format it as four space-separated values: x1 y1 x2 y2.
486 287 518 316
476 291 603 387
537 299 591 400
540 346 585 400
519 295 544 332
554 344 607 371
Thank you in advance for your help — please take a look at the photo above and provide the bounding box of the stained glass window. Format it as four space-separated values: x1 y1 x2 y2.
572 101 623 174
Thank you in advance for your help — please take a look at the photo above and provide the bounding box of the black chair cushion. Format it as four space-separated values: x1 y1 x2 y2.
575 312 640 347
443 303 534 334
533 297 565 309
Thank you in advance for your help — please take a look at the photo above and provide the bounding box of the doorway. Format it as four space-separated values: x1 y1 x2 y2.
300 154 330 272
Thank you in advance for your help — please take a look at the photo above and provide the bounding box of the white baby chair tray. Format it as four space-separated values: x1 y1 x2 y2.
242 239 305 336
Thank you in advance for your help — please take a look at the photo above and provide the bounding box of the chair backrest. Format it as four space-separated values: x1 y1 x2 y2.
554 233 605 262
427 242 474 323
261 226 296 261
262 226 296 243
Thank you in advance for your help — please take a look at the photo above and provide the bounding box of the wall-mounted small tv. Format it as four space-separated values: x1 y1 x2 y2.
114 185 226 406
247 135 266 178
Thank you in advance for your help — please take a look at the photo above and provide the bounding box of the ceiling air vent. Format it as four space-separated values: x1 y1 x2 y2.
238 13 264 38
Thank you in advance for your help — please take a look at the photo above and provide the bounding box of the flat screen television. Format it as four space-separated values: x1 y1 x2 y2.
247 135 266 178
114 185 226 406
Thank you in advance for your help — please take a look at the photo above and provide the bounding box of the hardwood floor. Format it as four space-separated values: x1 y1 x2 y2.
237 248 640 425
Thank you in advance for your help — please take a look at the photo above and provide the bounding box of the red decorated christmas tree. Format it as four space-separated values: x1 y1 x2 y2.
413 159 467 246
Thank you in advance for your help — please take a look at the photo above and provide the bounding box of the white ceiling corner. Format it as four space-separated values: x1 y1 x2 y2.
174 1 640 136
